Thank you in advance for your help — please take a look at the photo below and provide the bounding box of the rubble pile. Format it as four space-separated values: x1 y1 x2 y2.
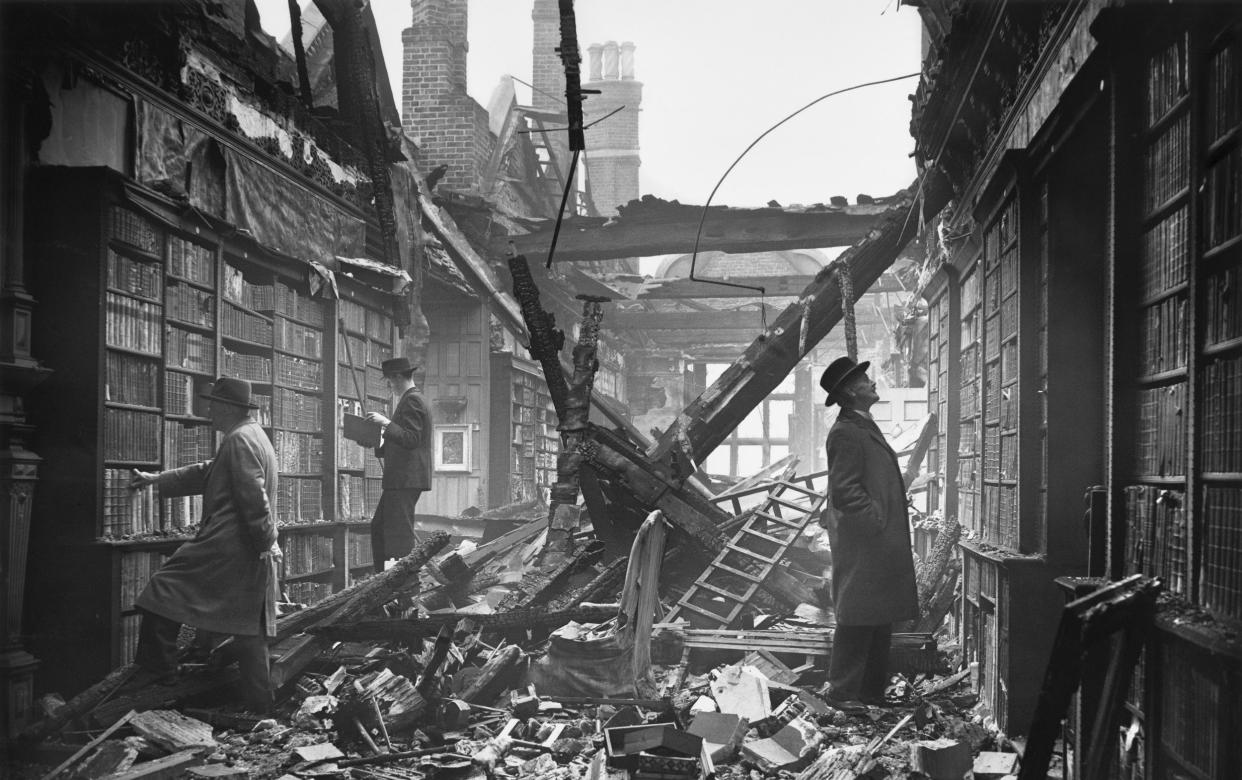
14 503 1027 780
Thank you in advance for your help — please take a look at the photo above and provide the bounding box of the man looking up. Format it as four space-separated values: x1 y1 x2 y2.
366 357 433 572
818 356 919 707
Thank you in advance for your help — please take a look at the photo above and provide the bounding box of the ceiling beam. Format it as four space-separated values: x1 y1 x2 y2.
497 205 894 262
606 308 886 331
628 272 912 300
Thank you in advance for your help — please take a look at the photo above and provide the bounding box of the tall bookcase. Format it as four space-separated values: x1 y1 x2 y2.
1114 17 1242 779
27 168 397 688
488 354 557 506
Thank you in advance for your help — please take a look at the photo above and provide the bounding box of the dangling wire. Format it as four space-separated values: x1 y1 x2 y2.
686 71 920 329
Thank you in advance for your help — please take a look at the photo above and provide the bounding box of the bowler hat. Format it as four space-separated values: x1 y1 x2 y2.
819 356 870 407
381 357 417 376
199 376 259 409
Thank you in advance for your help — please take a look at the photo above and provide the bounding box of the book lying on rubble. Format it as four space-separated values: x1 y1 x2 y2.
343 413 382 447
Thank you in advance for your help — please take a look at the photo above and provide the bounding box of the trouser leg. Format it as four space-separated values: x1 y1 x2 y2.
371 496 389 574
859 624 892 701
134 608 180 673
828 624 872 700
231 634 273 712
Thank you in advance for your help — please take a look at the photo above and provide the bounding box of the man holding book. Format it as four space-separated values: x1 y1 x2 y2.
818 356 919 707
129 377 281 712
365 356 433 572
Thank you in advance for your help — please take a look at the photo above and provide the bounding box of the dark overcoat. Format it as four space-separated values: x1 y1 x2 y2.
136 419 280 636
822 409 919 626
377 388 432 490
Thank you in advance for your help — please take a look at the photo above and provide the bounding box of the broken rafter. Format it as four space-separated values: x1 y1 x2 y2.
498 206 892 263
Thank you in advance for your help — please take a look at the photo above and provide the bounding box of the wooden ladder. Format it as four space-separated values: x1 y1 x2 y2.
665 470 828 629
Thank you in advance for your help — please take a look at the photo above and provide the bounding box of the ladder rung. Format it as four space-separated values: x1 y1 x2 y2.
770 495 817 512
713 562 765 583
773 481 819 498
676 600 733 623
693 579 749 602
754 510 804 528
737 527 786 546
725 543 779 564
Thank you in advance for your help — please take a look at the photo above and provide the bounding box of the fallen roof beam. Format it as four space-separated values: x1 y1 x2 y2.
497 207 891 263
649 179 949 471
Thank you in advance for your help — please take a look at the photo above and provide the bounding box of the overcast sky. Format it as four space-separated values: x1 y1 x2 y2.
257 0 922 209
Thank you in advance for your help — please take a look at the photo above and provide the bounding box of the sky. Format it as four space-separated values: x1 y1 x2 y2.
255 0 923 210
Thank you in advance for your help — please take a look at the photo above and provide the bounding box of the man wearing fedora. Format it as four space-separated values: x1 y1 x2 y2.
130 377 281 712
365 356 433 572
819 356 919 707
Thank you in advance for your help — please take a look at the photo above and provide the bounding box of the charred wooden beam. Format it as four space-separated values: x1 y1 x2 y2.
498 208 889 263
307 603 621 642
508 254 569 417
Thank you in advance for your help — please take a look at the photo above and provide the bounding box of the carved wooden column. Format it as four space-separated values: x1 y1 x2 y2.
0 45 51 738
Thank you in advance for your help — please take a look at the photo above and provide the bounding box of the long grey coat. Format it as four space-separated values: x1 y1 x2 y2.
137 419 280 636
822 409 919 626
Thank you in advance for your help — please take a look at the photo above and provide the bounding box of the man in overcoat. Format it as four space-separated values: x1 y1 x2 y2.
366 357 433 572
130 377 281 711
819 356 919 706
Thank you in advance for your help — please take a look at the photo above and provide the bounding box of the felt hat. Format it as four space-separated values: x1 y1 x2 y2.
200 377 259 409
819 356 871 407
381 356 417 376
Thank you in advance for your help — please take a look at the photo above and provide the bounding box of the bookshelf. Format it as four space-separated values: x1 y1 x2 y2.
957 263 982 535
28 169 396 685
488 354 558 506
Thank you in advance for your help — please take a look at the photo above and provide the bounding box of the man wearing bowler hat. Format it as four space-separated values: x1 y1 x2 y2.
818 356 918 707
129 377 281 712
365 357 433 572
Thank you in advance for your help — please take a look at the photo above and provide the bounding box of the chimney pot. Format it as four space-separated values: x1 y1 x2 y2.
603 40 619 80
620 41 636 80
588 43 603 81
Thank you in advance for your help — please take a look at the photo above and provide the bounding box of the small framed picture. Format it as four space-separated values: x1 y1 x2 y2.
434 424 472 472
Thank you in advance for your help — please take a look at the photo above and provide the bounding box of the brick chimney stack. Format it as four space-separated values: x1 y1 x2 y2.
582 40 642 217
531 0 570 189
402 0 482 192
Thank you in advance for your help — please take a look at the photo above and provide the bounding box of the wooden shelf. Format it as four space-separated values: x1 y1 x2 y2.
166 318 214 335
105 400 161 413
165 413 210 423
1202 233 1242 262
1201 472 1242 483
1136 367 1188 384
165 273 215 293
221 333 272 351
1206 124 1240 158
1141 187 1191 223
105 286 163 305
267 310 324 330
283 567 334 581
1203 335 1242 357
278 521 339 532
106 344 161 360
276 346 322 360
108 239 163 264
222 299 273 322
1139 281 1189 307
1128 475 1187 486
1144 96 1190 138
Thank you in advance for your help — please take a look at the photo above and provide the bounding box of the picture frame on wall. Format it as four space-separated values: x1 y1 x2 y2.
434 423 471 472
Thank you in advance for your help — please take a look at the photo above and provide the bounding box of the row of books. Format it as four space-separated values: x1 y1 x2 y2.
165 420 215 468
981 482 1018 550
104 408 161 462
1205 42 1238 144
1123 484 1188 596
1145 35 1188 128
284 581 332 606
277 354 321 391
278 318 323 359
982 429 1019 481
1203 264 1241 346
961 269 981 314
165 370 204 416
276 388 322 431
347 530 373 568
106 292 162 355
1135 382 1188 477
274 430 323 473
107 248 162 301
1201 148 1241 251
339 298 391 344
119 613 141 666
1200 355 1242 473
102 469 159 537
1139 294 1189 376
222 264 272 309
223 301 274 344
1201 486 1242 620
164 495 202 531
1160 638 1224 777
1140 206 1189 301
960 378 979 419
106 351 160 408
283 532 334 577
222 348 272 382
339 473 369 521
119 549 170 611
110 206 161 255
166 280 216 329
276 476 324 525
169 236 215 287
166 328 215 374
1143 113 1190 215
275 281 325 327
